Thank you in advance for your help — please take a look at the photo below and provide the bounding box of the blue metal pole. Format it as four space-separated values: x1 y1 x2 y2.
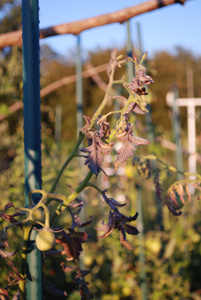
172 87 183 180
21 0 43 299
76 34 85 271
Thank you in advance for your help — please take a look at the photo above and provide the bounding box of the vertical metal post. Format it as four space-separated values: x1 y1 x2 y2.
76 34 85 269
187 104 196 178
76 35 83 137
137 22 154 141
21 0 43 299
126 20 134 80
137 22 163 231
172 87 183 179
136 184 148 300
186 67 196 181
126 20 148 300
187 67 194 99
55 104 62 144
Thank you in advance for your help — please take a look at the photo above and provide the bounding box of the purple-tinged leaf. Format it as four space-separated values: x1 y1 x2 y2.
109 198 126 207
114 124 150 170
130 136 150 146
76 269 90 278
0 248 17 258
106 48 118 77
0 288 9 300
114 140 135 170
61 262 77 273
82 132 114 175
12 212 24 218
102 191 126 208
3 203 14 211
133 105 146 114
137 66 154 85
83 115 91 130
0 213 17 224
127 212 139 222
81 115 93 143
98 119 111 139
124 224 139 235
96 222 110 232
123 102 146 115
6 259 25 284
119 230 134 250
99 191 139 248
68 199 84 208
78 216 93 228
97 224 113 239
120 239 134 250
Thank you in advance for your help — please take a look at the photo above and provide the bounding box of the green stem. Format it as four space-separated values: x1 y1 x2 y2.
86 182 103 195
49 132 85 193
61 170 94 210
49 64 115 195
50 171 94 224
183 172 201 180
90 68 115 127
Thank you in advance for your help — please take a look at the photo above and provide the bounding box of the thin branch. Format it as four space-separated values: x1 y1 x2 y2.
40 63 107 97
0 0 186 49
0 63 108 122
84 62 107 92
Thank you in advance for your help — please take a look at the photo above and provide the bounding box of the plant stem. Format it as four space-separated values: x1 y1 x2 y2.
49 132 85 193
49 65 115 195
50 171 94 224
61 170 94 210
86 182 103 195
90 68 115 127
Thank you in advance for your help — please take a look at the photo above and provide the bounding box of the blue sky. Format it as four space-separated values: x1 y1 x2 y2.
39 0 201 58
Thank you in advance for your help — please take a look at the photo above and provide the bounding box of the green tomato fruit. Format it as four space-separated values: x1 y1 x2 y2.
36 229 55 251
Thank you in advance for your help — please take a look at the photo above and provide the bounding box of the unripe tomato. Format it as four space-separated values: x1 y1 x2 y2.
36 229 55 251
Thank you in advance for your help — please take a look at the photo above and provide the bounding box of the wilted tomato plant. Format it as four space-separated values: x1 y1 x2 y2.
0 49 200 300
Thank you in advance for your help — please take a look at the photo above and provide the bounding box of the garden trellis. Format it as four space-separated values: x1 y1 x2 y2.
0 0 192 299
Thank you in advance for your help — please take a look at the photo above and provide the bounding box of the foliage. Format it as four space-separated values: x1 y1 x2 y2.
0 0 21 34
1 5 201 295
1 47 201 300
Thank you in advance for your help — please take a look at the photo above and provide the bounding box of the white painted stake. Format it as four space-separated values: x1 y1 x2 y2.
167 96 201 180
187 103 196 179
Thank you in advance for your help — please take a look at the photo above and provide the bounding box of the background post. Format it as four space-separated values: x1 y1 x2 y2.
126 19 148 300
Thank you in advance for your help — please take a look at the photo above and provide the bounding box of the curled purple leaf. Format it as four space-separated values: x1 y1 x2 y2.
97 191 139 249
82 132 114 175
3 203 14 211
114 123 150 170
0 248 17 259
61 262 77 273
0 288 9 300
